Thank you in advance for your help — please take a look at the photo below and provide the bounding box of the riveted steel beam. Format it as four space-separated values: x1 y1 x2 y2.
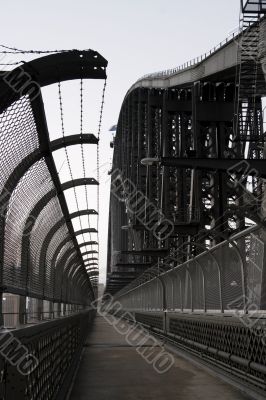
161 157 266 178
120 249 169 257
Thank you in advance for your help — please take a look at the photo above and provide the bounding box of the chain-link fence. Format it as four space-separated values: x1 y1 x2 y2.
0 49 108 326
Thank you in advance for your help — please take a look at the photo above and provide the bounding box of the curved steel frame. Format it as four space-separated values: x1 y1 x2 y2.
0 49 107 112
81 251 98 258
81 250 98 256
21 177 98 294
75 228 98 236
0 50 108 314
39 209 99 291
79 241 98 249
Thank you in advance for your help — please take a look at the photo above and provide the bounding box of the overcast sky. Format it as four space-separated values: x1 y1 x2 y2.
1 0 241 284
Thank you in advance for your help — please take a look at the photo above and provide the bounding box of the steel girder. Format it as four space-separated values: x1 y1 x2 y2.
161 157 266 178
106 78 265 294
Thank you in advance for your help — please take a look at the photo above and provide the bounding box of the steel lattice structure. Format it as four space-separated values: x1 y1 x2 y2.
106 5 266 299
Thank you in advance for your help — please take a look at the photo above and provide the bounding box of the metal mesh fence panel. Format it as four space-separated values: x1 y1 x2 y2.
189 260 205 311
0 91 94 309
199 253 221 311
180 268 192 310
0 95 39 192
163 274 174 310
112 228 266 317
172 272 182 310
246 233 264 308
45 224 70 299
54 245 76 301
3 159 53 293
215 243 245 311
61 255 79 302
29 197 62 297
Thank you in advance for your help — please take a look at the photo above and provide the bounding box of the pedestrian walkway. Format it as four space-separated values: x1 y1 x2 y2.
69 316 249 400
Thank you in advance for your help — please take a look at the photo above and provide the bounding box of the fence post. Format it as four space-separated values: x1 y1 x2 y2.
19 295 27 325
195 260 207 312
37 299 43 320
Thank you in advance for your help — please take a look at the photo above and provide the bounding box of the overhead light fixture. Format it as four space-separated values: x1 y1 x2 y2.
121 225 132 230
141 157 159 166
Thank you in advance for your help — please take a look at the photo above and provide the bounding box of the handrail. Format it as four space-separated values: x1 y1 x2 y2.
114 224 259 299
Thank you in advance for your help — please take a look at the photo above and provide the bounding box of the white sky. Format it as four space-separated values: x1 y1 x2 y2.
1 0 241 284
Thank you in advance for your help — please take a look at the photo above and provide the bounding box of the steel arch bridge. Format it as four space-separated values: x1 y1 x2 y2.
2 1 266 399
104 3 266 392
106 4 266 295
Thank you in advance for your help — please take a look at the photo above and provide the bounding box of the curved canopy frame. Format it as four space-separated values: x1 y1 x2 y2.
75 228 98 236
81 250 98 256
79 241 98 249
0 50 108 310
22 180 98 250
0 49 107 112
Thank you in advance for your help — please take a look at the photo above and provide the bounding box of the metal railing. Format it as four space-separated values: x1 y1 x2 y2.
137 29 240 82
113 225 265 314
2 295 86 328
242 0 266 13
0 310 95 400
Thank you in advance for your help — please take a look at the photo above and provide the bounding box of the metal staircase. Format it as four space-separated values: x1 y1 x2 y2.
237 10 261 144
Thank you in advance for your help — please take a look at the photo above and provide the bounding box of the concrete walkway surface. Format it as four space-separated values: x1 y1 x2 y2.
69 315 249 400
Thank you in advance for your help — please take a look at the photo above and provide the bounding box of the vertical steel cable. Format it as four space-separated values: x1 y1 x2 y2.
58 79 107 285
96 79 107 285
58 82 88 255
80 78 92 257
